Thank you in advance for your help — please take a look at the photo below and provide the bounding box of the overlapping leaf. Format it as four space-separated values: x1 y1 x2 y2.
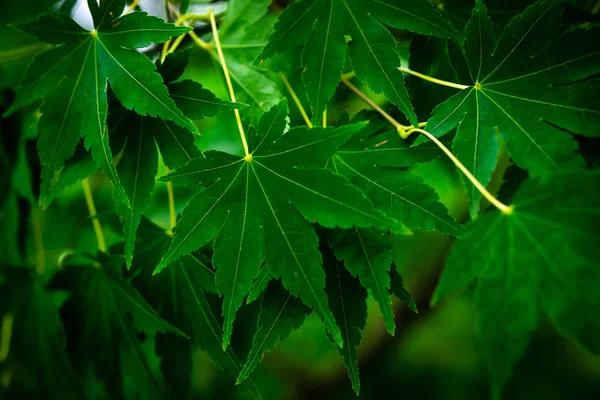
6 0 193 206
327 114 458 333
422 0 600 216
208 0 280 123
237 280 310 384
323 246 367 394
50 255 186 399
122 218 261 399
0 266 85 399
433 170 600 396
258 0 461 125
110 50 240 266
156 100 409 350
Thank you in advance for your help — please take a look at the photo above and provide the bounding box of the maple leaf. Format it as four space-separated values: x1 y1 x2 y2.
155 100 409 350
331 114 461 235
50 254 187 399
110 49 241 267
237 280 311 385
323 245 367 395
215 0 281 123
0 266 86 399
258 0 461 126
325 113 458 333
432 170 600 396
421 0 600 217
5 0 194 206
122 218 261 399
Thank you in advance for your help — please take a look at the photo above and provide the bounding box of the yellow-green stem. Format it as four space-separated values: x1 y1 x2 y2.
125 0 139 14
405 128 513 214
593 0 600 14
188 30 212 51
165 166 177 236
398 67 469 90
0 314 13 363
323 109 327 127
209 9 250 157
342 76 405 131
82 178 107 254
278 72 313 128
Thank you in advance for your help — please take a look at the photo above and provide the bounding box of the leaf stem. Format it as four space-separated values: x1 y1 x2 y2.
125 0 140 14
341 76 404 132
279 72 313 128
31 207 46 275
405 128 513 214
82 178 107 253
344 75 511 215
188 30 212 51
398 67 469 90
165 166 177 236
209 8 250 158
0 314 13 363
323 109 327 127
593 0 600 14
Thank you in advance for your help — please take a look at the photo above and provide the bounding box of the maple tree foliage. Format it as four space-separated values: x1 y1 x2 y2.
0 0 599 399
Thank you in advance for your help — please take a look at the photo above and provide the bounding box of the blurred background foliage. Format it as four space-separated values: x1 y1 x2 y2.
1 0 599 399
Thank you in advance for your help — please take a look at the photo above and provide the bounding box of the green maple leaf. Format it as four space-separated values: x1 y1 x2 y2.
421 0 600 217
111 49 241 267
432 170 600 396
5 0 194 206
331 115 461 235
326 114 457 333
390 264 417 313
329 228 396 333
323 246 367 395
258 0 461 126
246 266 273 304
123 219 261 399
51 254 186 399
0 266 86 399
213 0 280 123
237 280 311 384
155 100 409 350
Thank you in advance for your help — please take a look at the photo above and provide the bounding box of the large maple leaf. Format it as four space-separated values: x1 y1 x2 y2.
258 0 462 126
6 0 194 205
155 100 409 349
421 0 600 216
433 170 600 395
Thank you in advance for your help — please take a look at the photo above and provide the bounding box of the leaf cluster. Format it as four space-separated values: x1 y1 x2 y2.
0 0 599 399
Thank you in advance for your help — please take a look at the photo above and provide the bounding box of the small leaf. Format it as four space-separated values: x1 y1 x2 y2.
324 248 367 394
237 280 310 384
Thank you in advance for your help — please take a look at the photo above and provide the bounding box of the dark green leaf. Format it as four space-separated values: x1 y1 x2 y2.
433 170 600 396
324 247 367 394
51 255 185 399
422 0 600 217
7 8 192 206
237 280 310 384
125 219 261 399
157 100 408 349
0 266 86 399
259 0 461 125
